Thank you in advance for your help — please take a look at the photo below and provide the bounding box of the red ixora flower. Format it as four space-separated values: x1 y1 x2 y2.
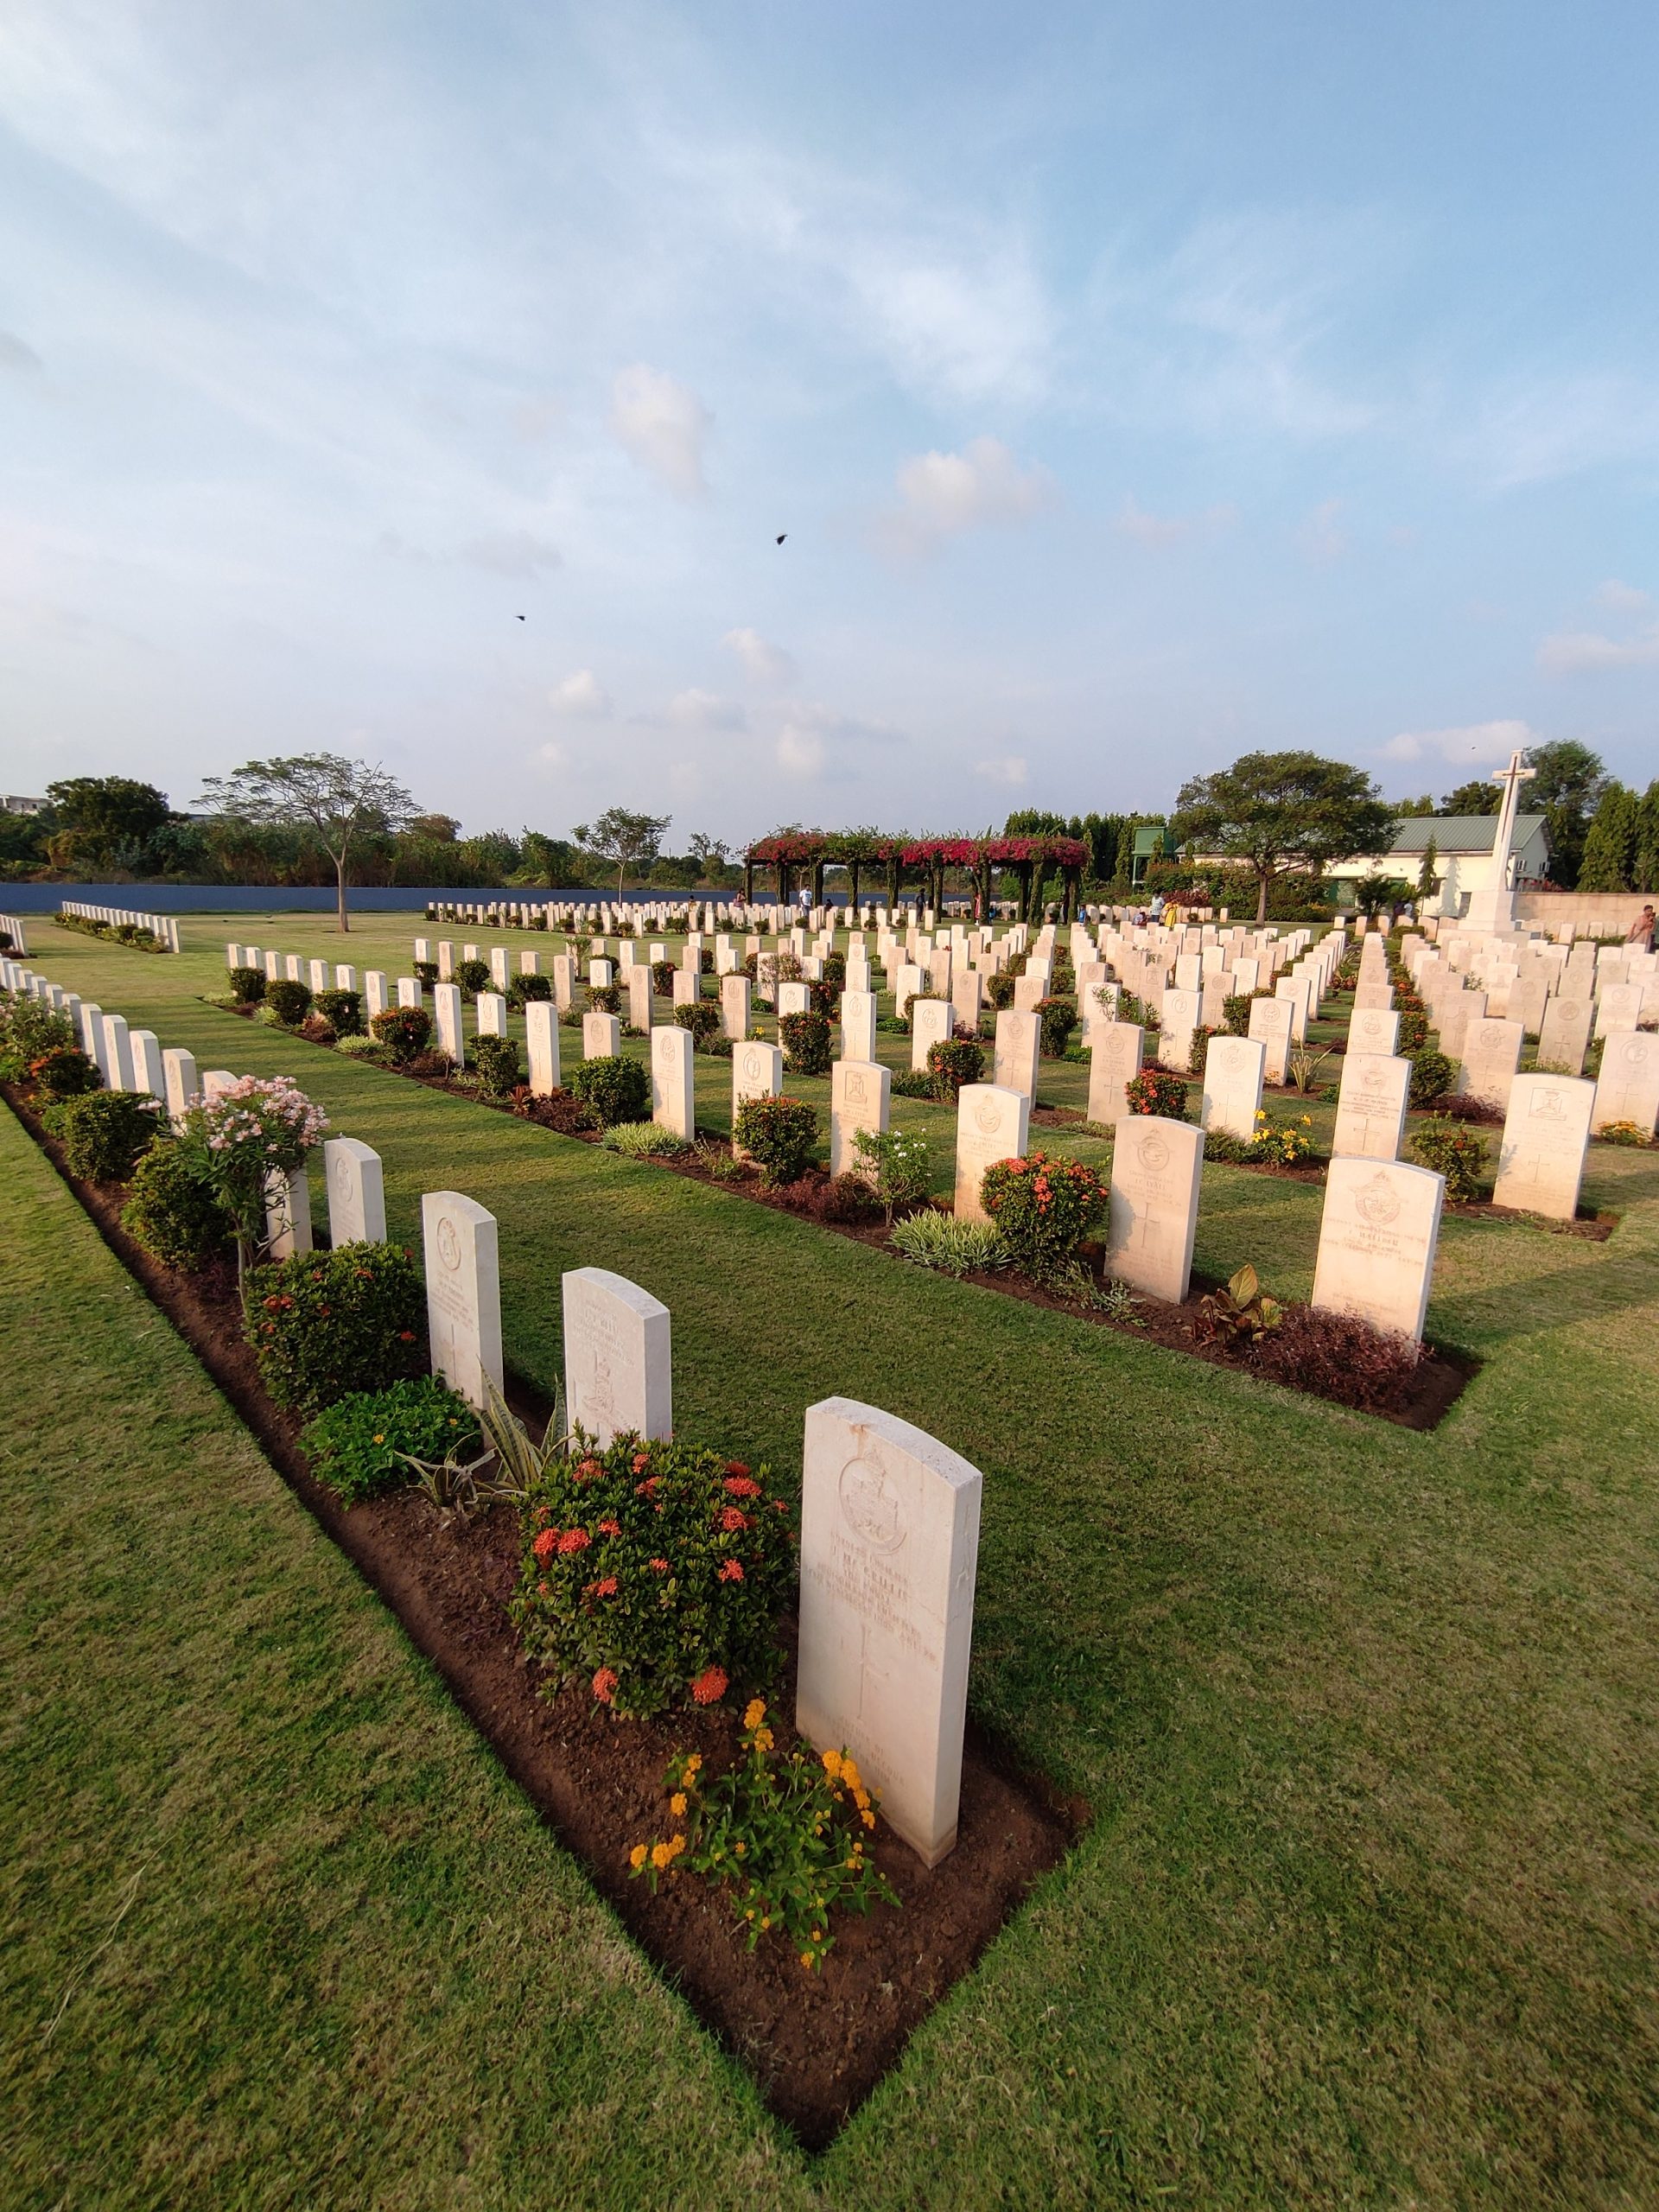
723 1475 760 1498
531 1528 560 1562
719 1505 750 1532
724 1460 751 1478
691 1664 729 1703
588 1576 619 1599
556 1528 591 1554
575 1457 603 1482
632 1451 652 1474
718 1559 745 1583
592 1667 619 1705
649 1557 669 1573
397 1330 416 1342
634 1474 662 1497
597 1517 622 1536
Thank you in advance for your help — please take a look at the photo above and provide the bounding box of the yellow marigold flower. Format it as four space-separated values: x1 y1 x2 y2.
744 1697 766 1730
853 1786 870 1812
651 1841 672 1871
760 1915 771 1929
629 1844 647 1871
683 1752 702 1777
861 1809 875 1829
800 1953 815 1969
670 1791 687 1815
755 1728 774 1751
821 1748 842 1781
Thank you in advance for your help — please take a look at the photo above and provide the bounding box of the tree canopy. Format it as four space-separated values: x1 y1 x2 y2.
42 777 173 873
571 807 673 897
197 753 416 931
1169 750 1395 922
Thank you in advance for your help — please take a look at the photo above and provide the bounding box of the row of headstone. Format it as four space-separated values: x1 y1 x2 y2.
60 901 181 951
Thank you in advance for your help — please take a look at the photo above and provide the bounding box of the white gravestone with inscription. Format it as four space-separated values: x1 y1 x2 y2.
830 1059 890 1177
324 1136 386 1245
525 1000 561 1095
992 1008 1040 1101
840 988 876 1062
953 1084 1030 1222
721 974 751 1041
582 1011 620 1060
651 1025 696 1141
1249 995 1294 1084
1592 1029 1659 1137
1456 1017 1524 1113
1493 1074 1593 1220
1347 1006 1401 1058
162 1046 198 1127
911 995 954 1073
128 1030 166 1102
796 1397 982 1869
264 1164 313 1261
1105 1116 1205 1301
1332 1052 1410 1161
731 1040 782 1154
1087 1021 1143 1124
1537 996 1592 1077
562 1267 671 1446
1201 1035 1265 1141
433 982 464 1064
422 1192 503 1408
1312 1159 1443 1342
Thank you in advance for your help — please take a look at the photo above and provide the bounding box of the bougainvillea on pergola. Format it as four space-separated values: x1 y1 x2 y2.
742 832 1090 921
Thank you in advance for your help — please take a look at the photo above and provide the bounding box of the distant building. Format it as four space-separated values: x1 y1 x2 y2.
1326 813 1551 915
2 795 46 816
1129 823 1177 886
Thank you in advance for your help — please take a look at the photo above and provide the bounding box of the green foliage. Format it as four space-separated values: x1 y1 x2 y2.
1194 1263 1283 1344
1170 749 1395 922
980 1149 1110 1279
588 984 622 1014
455 957 491 996
1408 1048 1456 1110
674 1001 721 1048
334 1032 389 1060
889 1067 938 1099
779 1010 833 1074
120 1141 232 1268
30 1044 101 1097
1034 995 1077 1058
601 1121 690 1158
510 1433 795 1719
1125 1066 1190 1119
315 987 363 1034
925 1036 984 1099
265 978 312 1025
888 1211 1010 1276
300 1377 480 1504
630 1702 899 1971
852 1126 933 1222
0 996 77 1083
733 1094 818 1184
568 1054 651 1126
1411 1118 1490 1203
243 1242 428 1416
370 1005 432 1065
1221 992 1255 1037
43 774 172 871
228 964 267 1003
41 1090 160 1181
471 1034 521 1097
985 970 1017 1011
1248 1107 1319 1166
1578 784 1639 893
505 972 552 1008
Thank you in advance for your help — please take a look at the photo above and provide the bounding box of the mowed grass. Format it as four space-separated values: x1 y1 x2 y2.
4 910 1659 2208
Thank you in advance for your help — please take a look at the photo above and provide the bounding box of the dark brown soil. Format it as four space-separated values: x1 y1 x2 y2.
4 1084 1080 2151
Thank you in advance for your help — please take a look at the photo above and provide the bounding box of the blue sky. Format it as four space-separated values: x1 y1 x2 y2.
3 1 1656 846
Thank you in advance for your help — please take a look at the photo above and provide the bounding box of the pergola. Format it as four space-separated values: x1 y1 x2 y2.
743 832 1090 922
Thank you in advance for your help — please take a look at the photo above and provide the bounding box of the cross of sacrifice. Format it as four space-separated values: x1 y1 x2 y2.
1489 750 1536 888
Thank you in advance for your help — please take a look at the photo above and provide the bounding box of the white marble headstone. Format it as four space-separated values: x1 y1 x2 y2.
422 1191 504 1408
324 1136 386 1245
562 1266 671 1446
1105 1116 1204 1301
1312 1158 1443 1342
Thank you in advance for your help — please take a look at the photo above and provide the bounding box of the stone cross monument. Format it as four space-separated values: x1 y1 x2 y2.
1465 749 1535 931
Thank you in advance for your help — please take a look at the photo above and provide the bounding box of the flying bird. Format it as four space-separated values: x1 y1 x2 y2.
776 533 786 545
516 613 526 620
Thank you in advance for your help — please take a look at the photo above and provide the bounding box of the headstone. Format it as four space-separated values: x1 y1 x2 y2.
433 982 464 1063
364 971 389 1022
1456 1017 1524 1112
950 971 983 1035
582 1011 620 1059
952 1084 1030 1221
731 1039 783 1148
1159 988 1202 1072
651 1025 696 1140
1592 1030 1659 1136
1435 988 1486 1057
1274 972 1313 1043
99 1014 136 1091
422 1192 503 1408
992 1009 1040 1101
671 968 700 1011
830 1060 890 1177
1347 1006 1402 1058
309 958 330 994
474 990 508 1040
525 1001 561 1096
893 963 925 1018
128 1030 166 1102
1536 995 1593 1077
796 1396 982 1869
490 948 510 991
1332 1052 1410 1161
1012 971 1046 1013
1087 1021 1143 1124
285 955 303 983
840 988 876 1062
1105 1116 1205 1301
264 1164 313 1260
562 1266 671 1446
911 996 954 1073
396 976 423 1011
550 955 576 1012
622 965 653 1032
1594 982 1645 1039
334 964 357 991
1493 1075 1594 1220
777 980 811 1018
589 957 614 990
1312 1159 1443 1342
437 941 454 980
324 1136 387 1244
162 1046 198 1125
1201 1035 1266 1142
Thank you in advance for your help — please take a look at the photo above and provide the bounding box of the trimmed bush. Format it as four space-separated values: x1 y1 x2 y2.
472 1034 521 1098
588 984 622 1014
371 1005 433 1065
652 960 677 995
315 987 363 1035
41 1091 161 1182
30 1045 101 1098
455 957 491 998
1408 1048 1455 1110
228 965 266 1004
986 971 1017 1011
568 1054 651 1125
779 1010 833 1075
1034 995 1077 1058
926 1036 984 1101
1411 1118 1489 1203
733 1094 818 1185
980 1150 1109 1278
506 972 552 1008
414 961 440 988
265 979 311 1025
300 1376 480 1504
509 1433 797 1719
243 1242 428 1416
121 1141 233 1269
674 1001 721 1049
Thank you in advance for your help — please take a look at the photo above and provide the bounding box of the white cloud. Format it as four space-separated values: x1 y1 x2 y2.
1538 625 1659 674
1380 719 1535 766
776 721 824 778
667 687 747 730
875 435 1053 558
1296 498 1346 565
721 626 797 686
549 669 611 718
457 530 563 578
1597 580 1651 613
1115 497 1236 547
536 741 568 768
609 364 711 499
975 754 1028 785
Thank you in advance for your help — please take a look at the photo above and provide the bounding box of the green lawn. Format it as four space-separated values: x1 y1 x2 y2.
5 909 1659 2208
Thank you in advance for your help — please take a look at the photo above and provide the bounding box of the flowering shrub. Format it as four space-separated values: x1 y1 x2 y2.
510 1435 795 1719
779 1010 833 1075
121 1141 233 1268
1408 1049 1455 1110
1125 1067 1190 1119
926 1036 984 1100
300 1376 480 1504
980 1150 1109 1277
315 987 363 1035
1249 1107 1318 1165
265 978 311 1026
30 1044 100 1097
172 1074 328 1266
243 1241 428 1415
854 1126 932 1219
652 959 677 995
228 965 266 1004
733 1094 818 1183
371 1006 433 1065
1411 1118 1489 1203
0 997 77 1083
1596 1120 1651 1147
629 1700 899 1970
41 1091 162 1182
568 1053 650 1125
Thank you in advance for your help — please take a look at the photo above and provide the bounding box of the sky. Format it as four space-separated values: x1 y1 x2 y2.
3 0 1656 849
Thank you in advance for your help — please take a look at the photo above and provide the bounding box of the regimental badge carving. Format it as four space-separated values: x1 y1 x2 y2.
436 1216 461 1271
839 1455 907 1553
1136 1130 1170 1174
1530 1088 1567 1122
1355 1172 1402 1227
846 1071 868 1105
741 1049 760 1081
1620 1038 1648 1067
974 1097 1002 1135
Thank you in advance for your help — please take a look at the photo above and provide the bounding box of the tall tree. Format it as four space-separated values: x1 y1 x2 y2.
571 807 672 899
1577 783 1638 892
1524 740 1606 887
43 776 172 873
1635 782 1659 895
197 753 416 931
1439 779 1502 816
1169 750 1395 923
1417 834 1441 906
